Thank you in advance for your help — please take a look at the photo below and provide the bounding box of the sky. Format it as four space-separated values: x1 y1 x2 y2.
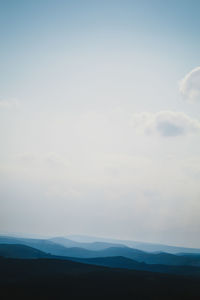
0 0 200 247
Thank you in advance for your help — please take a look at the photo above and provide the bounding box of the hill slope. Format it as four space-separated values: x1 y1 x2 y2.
68 255 200 277
50 236 127 250
0 244 51 259
0 236 71 256
1 257 200 300
1 244 200 278
68 234 200 254
1 236 200 267
49 245 200 266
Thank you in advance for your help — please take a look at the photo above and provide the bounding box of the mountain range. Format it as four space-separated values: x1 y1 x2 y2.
1 234 200 299
1 235 200 267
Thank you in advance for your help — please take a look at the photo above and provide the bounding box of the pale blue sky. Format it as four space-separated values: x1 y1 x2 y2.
0 0 200 247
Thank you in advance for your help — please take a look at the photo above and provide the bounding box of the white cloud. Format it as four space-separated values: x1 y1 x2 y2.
132 111 200 137
15 152 70 169
179 66 200 102
0 98 19 109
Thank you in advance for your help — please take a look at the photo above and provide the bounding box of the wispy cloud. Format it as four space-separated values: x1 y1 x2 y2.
179 66 200 102
132 111 200 137
0 98 19 109
16 152 70 168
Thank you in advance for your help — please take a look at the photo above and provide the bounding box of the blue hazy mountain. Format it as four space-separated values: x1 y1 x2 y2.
50 236 127 250
60 246 200 267
0 244 52 259
68 234 200 254
0 235 74 256
1 237 200 267
66 256 200 277
2 234 200 255
1 244 200 278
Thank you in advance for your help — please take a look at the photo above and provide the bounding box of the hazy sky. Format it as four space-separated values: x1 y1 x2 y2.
1 0 200 247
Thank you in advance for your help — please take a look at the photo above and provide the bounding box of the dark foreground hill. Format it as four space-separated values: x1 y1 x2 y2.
1 257 200 300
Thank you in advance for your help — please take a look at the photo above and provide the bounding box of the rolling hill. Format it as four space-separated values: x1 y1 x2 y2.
0 235 72 256
1 235 200 267
68 234 200 254
0 244 51 259
1 244 200 278
1 257 200 300
68 255 200 277
50 236 127 250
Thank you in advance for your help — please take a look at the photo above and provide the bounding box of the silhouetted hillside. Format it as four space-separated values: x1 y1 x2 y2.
1 257 200 300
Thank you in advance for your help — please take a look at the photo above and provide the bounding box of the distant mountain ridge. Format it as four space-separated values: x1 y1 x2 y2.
56 245 200 266
1 238 200 268
1 233 200 254
1 244 200 278
67 234 200 254
49 236 127 250
0 236 72 256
